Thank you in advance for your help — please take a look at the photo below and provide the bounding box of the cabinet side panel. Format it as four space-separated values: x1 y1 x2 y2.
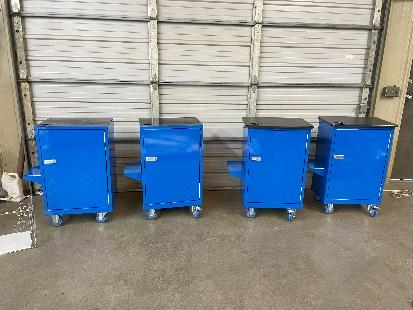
312 120 334 201
106 124 114 208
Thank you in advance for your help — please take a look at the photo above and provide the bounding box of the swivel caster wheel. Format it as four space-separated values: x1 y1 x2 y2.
47 215 64 227
96 212 109 223
243 208 256 218
367 205 379 217
191 206 202 219
323 204 334 214
145 209 159 220
287 209 296 222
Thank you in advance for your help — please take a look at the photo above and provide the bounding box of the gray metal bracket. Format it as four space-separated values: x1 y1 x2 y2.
8 0 37 166
360 0 384 116
247 0 263 117
148 0 159 118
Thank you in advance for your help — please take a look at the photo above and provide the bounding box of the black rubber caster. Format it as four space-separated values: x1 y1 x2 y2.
243 208 256 218
287 209 296 221
145 209 159 220
367 205 379 217
323 204 334 214
96 212 109 223
47 215 64 227
191 206 202 219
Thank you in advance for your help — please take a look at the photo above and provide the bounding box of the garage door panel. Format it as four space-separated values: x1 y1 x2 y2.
257 87 362 136
263 0 374 26
260 27 370 84
22 0 148 19
159 85 247 138
159 0 253 23
158 23 251 84
24 18 149 82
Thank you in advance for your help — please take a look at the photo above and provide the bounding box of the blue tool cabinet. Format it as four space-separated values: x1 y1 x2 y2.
227 117 313 221
309 116 396 217
24 118 114 227
124 117 203 220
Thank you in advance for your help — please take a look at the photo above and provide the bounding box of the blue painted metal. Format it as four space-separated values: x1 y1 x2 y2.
227 117 313 212
307 163 325 177
227 161 242 178
311 116 397 208
124 163 142 181
124 117 203 212
23 118 114 217
24 166 43 185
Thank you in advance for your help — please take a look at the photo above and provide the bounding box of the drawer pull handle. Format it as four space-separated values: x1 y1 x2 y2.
43 159 57 165
146 156 158 162
334 154 345 160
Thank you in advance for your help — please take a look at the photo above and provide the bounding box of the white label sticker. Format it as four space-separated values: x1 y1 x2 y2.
43 159 57 165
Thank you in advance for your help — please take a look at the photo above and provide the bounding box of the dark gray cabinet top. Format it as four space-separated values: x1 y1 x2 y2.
243 117 313 129
140 117 201 126
319 116 397 128
40 118 112 127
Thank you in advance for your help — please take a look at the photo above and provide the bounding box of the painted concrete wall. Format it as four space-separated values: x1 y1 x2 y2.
0 0 23 175
373 0 413 179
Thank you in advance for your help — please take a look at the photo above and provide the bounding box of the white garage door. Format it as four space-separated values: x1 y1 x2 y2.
16 0 380 191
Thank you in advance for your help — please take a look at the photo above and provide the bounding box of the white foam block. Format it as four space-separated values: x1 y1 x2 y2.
0 231 32 255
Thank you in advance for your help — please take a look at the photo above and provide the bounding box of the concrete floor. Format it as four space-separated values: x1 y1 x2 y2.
0 186 412 310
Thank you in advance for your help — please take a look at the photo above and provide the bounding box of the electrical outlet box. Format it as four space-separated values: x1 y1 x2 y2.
382 85 400 97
